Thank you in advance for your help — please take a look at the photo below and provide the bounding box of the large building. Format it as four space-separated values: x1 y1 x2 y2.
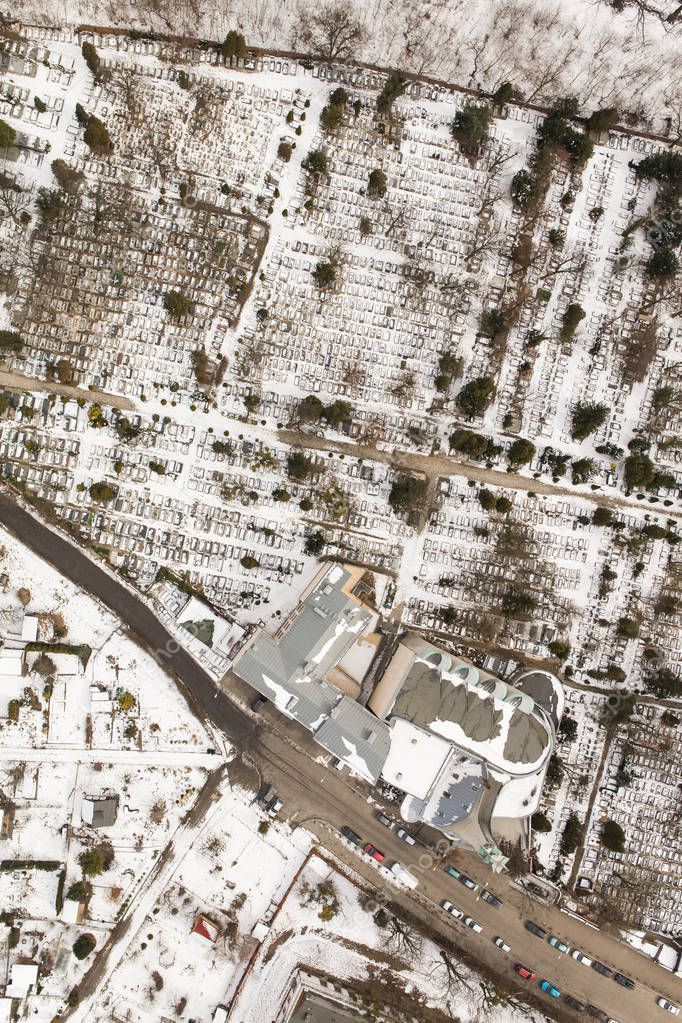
232 563 563 852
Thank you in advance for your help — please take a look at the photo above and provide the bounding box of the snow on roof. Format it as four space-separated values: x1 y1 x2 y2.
381 719 452 799
192 915 221 944
20 615 38 642
0 998 11 1023
387 634 553 776
5 963 39 998
178 595 236 650
0 649 23 675
61 898 83 924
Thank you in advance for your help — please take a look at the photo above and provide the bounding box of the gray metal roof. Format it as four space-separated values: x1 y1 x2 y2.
314 697 390 782
233 565 378 745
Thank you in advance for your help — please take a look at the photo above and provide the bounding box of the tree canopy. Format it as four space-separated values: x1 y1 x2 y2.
451 102 492 148
571 401 609 441
456 376 495 418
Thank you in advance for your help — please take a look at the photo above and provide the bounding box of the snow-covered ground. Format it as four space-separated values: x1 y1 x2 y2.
9 0 682 128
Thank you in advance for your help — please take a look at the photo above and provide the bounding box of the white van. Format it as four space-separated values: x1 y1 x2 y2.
390 861 418 889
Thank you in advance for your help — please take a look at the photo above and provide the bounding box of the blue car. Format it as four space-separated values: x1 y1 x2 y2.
541 980 561 998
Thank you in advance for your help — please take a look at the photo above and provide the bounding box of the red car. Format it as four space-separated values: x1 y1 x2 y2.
514 964 536 981
363 843 385 862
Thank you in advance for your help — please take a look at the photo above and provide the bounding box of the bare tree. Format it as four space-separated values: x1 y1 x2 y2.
298 1 365 62
381 914 423 958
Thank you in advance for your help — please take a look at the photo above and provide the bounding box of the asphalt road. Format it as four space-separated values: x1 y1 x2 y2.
1 489 680 1022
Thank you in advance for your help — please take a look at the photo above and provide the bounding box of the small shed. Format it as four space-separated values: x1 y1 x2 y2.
191 915 221 945
81 795 119 829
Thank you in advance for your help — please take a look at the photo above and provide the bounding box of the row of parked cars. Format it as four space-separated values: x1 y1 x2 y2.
440 863 509 949
522 920 679 1017
340 819 419 889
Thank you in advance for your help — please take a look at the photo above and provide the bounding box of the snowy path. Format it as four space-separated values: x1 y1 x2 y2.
0 745 223 765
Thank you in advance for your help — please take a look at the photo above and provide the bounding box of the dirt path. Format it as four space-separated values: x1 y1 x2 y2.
0 369 134 410
279 428 682 520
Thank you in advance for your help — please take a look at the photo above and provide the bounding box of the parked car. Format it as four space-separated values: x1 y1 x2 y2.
591 962 613 978
363 843 385 862
493 936 511 952
464 916 482 933
267 796 283 817
444 865 461 879
340 825 362 846
587 1006 608 1021
614 973 635 990
440 900 463 919
375 811 394 828
481 889 503 908
657 999 680 1016
396 827 416 845
548 935 569 953
565 995 586 1012
458 873 478 891
571 948 593 967
525 921 547 939
513 964 535 981
251 695 268 712
390 862 418 889
540 981 561 998
524 881 548 897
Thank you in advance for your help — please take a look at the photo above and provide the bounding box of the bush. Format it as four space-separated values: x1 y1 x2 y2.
571 401 608 441
304 530 325 555
495 496 512 513
449 429 499 460
0 119 16 148
478 488 496 511
367 168 387 197
298 395 324 422
571 457 594 484
66 880 92 902
78 848 107 876
510 169 539 207
163 290 190 319
479 307 506 338
84 115 113 155
302 149 329 175
546 753 564 788
312 260 337 288
221 29 246 62
451 101 492 148
81 41 100 79
272 487 290 502
560 813 584 856
558 715 578 740
617 616 639 639
376 70 407 115
240 555 260 570
287 451 315 480
501 586 537 618
587 107 619 134
388 473 428 515
624 453 655 490
0 330 22 352
592 506 613 526
532 811 552 833
36 187 66 225
73 933 96 960
89 482 117 502
601 819 626 853
277 141 293 162
560 302 586 341
646 247 679 279
456 376 495 418
320 101 344 133
508 437 535 466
